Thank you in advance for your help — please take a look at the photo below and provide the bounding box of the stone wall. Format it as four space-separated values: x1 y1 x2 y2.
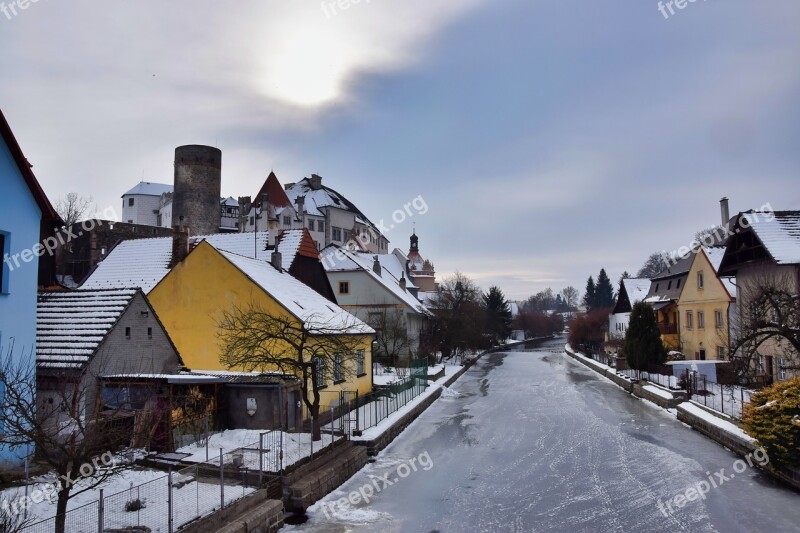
182 489 284 533
284 443 368 512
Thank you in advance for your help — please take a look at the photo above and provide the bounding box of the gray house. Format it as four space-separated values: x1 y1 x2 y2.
36 288 183 432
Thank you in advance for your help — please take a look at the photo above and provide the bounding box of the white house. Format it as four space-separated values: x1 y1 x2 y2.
321 246 430 364
608 278 651 340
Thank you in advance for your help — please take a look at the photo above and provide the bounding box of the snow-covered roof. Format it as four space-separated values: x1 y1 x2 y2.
123 182 173 197
285 177 381 234
743 211 800 265
37 288 138 369
721 277 737 299
622 278 651 305
217 248 374 335
276 229 303 270
221 197 239 207
704 247 726 272
81 232 271 293
321 246 428 315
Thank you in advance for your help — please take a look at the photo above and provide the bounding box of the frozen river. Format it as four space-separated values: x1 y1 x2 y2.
287 338 800 532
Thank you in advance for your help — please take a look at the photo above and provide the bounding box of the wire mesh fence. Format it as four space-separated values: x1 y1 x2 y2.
20 440 270 533
349 373 428 433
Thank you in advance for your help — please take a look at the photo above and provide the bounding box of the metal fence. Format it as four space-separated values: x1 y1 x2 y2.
682 371 753 420
349 372 428 433
618 368 680 390
21 438 280 533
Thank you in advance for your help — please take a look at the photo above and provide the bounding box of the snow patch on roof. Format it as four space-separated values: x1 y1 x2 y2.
744 211 800 265
123 182 173 197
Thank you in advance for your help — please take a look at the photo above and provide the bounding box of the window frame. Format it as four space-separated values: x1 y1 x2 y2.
333 353 344 383
686 310 694 329
314 357 326 389
697 311 705 329
338 281 350 295
714 309 723 329
356 350 365 376
697 270 704 290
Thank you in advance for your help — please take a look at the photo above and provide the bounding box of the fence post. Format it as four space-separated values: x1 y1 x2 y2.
330 407 335 448
98 488 104 533
168 470 174 533
219 448 225 510
205 416 209 462
259 432 265 487
355 390 360 433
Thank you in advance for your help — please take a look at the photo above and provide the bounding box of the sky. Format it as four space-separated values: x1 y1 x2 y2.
2 0 799 301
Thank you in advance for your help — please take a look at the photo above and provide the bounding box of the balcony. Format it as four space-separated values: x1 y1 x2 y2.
658 323 678 335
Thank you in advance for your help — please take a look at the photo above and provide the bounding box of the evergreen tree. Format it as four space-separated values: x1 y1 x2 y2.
625 302 666 370
554 294 565 311
583 276 596 311
483 286 513 345
595 268 615 309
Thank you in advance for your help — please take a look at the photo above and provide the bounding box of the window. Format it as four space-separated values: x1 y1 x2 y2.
0 232 8 294
697 271 704 289
147 327 153 339
339 281 350 294
343 229 351 242
717 346 726 359
697 311 705 329
314 357 326 388
317 220 325 233
356 350 365 376
128 198 134 207
308 219 315 230
283 215 291 227
779 358 786 380
715 310 723 329
655 283 660 292
686 311 694 329
249 216 255 226
676 278 681 289
332 227 342 241
334 354 343 383
125 327 131 339
667 281 672 290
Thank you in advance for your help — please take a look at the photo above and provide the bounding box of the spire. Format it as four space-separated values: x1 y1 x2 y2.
409 228 419 253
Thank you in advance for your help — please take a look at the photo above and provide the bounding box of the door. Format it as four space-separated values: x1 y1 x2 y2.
765 356 774 385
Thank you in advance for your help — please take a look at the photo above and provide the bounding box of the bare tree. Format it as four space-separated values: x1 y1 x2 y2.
560 286 580 311
0 351 133 533
728 270 800 384
368 308 412 368
217 304 372 441
636 251 678 279
53 192 93 228
428 273 486 361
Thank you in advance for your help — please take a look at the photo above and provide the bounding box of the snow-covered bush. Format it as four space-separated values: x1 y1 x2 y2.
741 377 800 468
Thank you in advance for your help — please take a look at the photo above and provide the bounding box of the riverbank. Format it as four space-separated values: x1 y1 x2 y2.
563 344 800 492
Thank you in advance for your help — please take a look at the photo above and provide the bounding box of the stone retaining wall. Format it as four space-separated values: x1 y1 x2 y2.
284 444 369 512
182 489 284 533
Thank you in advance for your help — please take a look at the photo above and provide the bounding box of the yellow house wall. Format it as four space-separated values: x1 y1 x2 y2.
677 251 732 361
148 242 374 405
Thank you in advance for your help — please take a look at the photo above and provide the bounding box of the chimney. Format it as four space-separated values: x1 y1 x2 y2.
399 274 407 292
238 196 251 232
170 220 190 268
720 197 730 226
271 250 283 270
309 174 323 191
372 255 382 276
296 195 305 216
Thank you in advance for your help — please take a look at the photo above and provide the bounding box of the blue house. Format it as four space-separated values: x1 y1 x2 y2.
0 109 61 469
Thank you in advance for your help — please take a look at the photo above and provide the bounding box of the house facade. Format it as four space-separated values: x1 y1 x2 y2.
608 278 651 340
718 210 800 382
321 245 430 365
644 254 693 351
676 247 736 361
36 288 183 437
0 110 61 468
147 241 375 414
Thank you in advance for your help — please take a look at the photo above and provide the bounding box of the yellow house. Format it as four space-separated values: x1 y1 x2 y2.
148 240 375 412
677 247 736 361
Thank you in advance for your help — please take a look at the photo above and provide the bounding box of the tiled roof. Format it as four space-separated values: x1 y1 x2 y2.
275 229 319 270
37 288 137 369
216 247 374 335
744 211 800 264
81 232 271 293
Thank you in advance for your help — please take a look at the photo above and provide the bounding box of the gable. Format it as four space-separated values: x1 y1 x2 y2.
679 249 732 305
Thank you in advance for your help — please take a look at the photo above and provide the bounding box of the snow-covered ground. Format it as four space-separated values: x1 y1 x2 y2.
177 429 341 471
4 466 254 532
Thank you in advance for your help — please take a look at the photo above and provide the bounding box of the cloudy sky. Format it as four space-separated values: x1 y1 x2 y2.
2 0 799 300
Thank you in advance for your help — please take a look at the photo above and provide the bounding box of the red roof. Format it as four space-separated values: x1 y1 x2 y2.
0 109 61 223
254 171 291 208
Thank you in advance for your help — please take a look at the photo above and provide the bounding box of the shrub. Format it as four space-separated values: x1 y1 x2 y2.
567 309 611 354
125 498 146 512
741 377 800 468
